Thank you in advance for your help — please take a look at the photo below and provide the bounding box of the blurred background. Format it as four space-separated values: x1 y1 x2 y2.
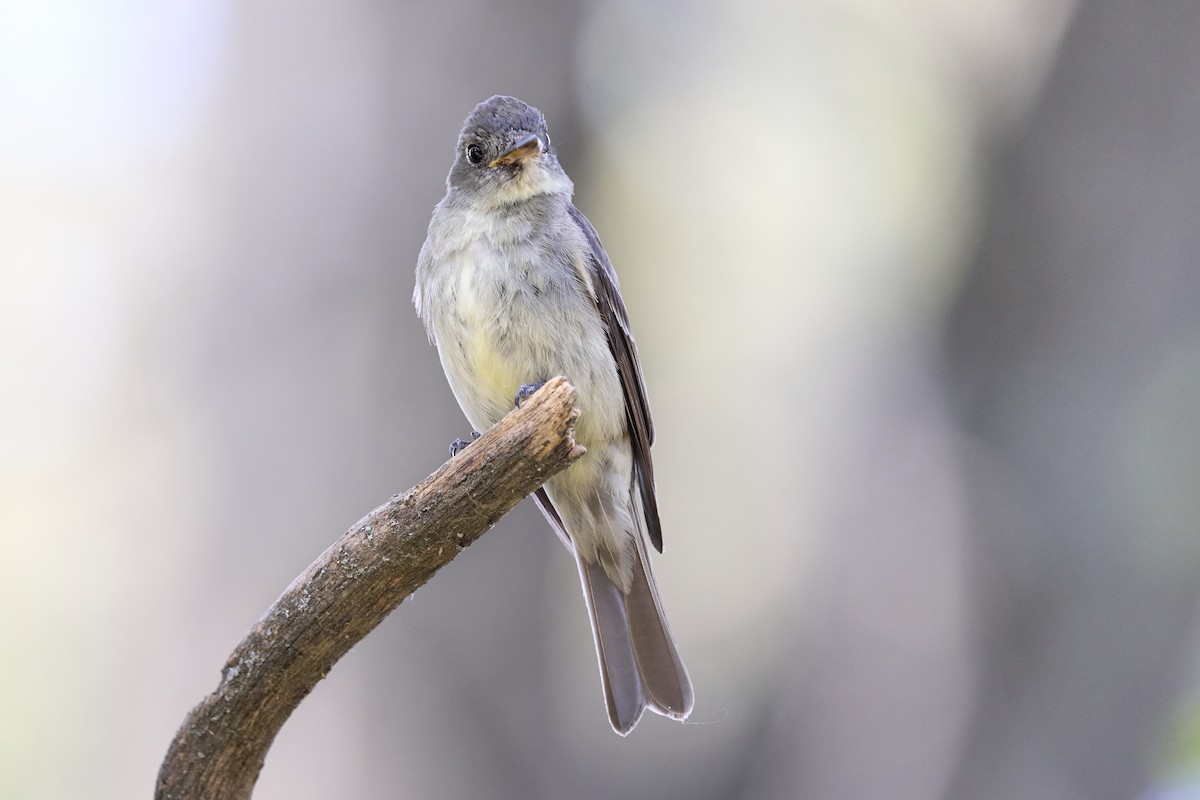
3 0 1200 798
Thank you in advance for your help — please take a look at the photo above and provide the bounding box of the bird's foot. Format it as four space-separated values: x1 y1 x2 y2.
514 382 546 408
448 431 481 457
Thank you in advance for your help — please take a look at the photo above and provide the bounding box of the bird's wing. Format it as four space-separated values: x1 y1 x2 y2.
567 204 663 553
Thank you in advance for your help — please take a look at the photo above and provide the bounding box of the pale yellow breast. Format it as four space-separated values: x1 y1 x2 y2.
430 225 627 449
434 260 525 430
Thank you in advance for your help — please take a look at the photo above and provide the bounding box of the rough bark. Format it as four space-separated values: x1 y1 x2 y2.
156 377 584 800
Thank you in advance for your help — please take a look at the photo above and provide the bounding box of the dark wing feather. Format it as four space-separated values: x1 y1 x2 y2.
567 204 663 553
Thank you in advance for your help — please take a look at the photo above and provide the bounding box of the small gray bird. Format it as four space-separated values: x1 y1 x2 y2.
413 96 693 734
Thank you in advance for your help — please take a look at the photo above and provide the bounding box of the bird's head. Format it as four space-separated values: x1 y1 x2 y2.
447 95 573 207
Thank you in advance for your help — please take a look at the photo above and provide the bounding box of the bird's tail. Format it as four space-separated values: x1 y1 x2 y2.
576 538 694 735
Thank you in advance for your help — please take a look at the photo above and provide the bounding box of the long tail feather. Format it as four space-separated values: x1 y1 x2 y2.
626 538 694 719
577 554 645 734
539 481 693 734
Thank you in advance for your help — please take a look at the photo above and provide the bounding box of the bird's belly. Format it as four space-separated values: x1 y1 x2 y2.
452 324 526 426
432 245 626 447
434 291 522 430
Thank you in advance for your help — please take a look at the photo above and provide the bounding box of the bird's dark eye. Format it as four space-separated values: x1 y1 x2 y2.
465 143 486 165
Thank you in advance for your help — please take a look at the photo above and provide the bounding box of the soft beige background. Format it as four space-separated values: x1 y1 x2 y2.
4 1 1200 798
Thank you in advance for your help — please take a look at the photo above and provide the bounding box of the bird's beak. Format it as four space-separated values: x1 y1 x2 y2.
489 134 541 167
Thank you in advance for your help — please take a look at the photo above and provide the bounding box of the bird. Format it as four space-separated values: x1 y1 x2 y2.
413 95 693 734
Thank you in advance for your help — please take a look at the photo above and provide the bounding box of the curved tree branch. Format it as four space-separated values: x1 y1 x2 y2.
156 377 584 800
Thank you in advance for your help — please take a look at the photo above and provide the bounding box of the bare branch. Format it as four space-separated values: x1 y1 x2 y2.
156 377 584 800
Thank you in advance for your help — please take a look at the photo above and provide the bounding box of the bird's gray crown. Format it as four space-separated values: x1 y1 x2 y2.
461 95 551 148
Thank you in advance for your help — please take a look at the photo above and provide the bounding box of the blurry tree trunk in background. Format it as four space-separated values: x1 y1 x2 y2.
945 2 1200 799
